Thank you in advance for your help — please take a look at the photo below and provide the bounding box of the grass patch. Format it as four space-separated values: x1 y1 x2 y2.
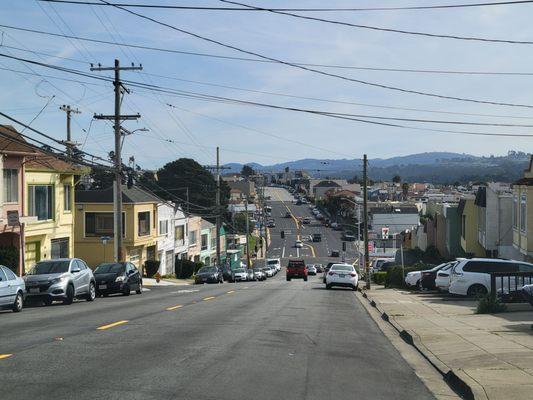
476 294 507 314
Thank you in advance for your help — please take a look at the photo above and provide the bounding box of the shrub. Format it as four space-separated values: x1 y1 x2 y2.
0 245 19 273
175 259 204 279
373 272 387 285
476 294 507 314
144 260 160 278
385 266 405 288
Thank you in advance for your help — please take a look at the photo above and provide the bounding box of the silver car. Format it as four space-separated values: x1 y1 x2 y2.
0 265 25 312
24 258 96 305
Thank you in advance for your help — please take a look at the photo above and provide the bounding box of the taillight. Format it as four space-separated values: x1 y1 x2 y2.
350 273 357 277
328 272 334 276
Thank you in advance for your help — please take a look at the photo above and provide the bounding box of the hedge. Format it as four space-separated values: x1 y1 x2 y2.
175 259 204 279
372 272 387 285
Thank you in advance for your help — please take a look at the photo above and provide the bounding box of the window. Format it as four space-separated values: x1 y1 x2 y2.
463 261 518 273
513 194 518 229
51 238 69 259
85 212 125 237
28 185 53 221
189 230 197 245
0 268 6 282
2 266 17 280
520 193 527 232
138 211 150 236
518 263 533 272
159 220 168 235
211 234 216 250
201 233 208 250
3 169 18 202
175 225 184 241
64 185 72 211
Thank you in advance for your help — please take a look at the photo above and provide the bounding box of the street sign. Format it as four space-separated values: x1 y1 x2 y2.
6 210 19 226
368 241 374 253
381 227 389 238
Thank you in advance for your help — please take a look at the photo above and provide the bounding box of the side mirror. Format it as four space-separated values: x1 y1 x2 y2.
71 268 81 274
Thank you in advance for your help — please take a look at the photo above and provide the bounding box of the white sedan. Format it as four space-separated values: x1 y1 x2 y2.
295 240 303 248
326 264 358 290
405 270 423 288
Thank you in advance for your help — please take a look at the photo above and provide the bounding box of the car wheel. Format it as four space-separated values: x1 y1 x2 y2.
12 292 23 312
86 282 96 301
122 284 131 296
326 284 331 290
63 285 74 305
416 280 421 290
467 284 488 298
286 277 291 281
136 282 143 295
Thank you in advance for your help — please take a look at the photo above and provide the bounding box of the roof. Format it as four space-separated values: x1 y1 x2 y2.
370 206 419 214
201 219 215 230
513 177 533 186
314 180 342 188
76 185 162 204
0 125 39 154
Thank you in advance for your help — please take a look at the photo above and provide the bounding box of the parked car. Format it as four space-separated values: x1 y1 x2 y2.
371 258 395 272
306 265 317 275
405 262 449 289
302 217 311 225
295 240 303 248
330 222 339 229
253 268 266 281
312 233 322 242
94 262 142 296
326 264 358 290
421 262 454 290
331 250 340 257
380 261 397 272
315 264 324 273
195 266 223 284
262 266 274 278
449 258 533 297
24 258 96 305
230 268 248 282
0 265 25 312
246 268 255 281
267 258 281 272
435 263 456 292
286 259 308 281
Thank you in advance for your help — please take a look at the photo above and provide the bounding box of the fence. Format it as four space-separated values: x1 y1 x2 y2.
490 272 533 302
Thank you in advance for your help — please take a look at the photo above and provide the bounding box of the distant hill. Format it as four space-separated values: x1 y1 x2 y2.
222 151 530 183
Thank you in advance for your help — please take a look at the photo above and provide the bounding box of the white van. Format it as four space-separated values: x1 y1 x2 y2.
449 258 533 297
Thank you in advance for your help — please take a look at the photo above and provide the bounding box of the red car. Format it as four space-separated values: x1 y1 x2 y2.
286 259 308 281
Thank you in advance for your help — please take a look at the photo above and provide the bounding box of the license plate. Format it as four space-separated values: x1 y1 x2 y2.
339 274 345 278
29 288 40 293
99 285 107 290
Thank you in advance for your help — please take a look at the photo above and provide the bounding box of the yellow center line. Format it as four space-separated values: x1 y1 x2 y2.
203 296 216 301
166 305 183 311
0 354 13 360
303 243 317 257
226 290 235 294
275 191 301 240
97 320 129 330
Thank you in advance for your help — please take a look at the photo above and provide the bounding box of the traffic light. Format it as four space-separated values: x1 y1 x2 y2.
281 230 285 239
342 241 346 252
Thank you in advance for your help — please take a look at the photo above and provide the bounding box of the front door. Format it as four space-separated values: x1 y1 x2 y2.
24 241 41 273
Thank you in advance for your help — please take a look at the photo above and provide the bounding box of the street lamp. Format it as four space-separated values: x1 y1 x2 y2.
120 127 149 151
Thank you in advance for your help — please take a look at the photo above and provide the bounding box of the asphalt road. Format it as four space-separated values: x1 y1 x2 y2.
1 188 435 400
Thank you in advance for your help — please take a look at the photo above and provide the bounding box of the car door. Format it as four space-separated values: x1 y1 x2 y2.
80 260 92 292
70 260 85 295
128 263 140 289
0 267 11 306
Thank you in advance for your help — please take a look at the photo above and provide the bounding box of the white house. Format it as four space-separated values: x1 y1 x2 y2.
157 202 176 276
174 207 188 262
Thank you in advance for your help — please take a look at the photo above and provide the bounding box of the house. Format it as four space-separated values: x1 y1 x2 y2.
512 158 533 261
187 215 202 263
74 185 159 271
312 180 342 200
369 205 420 237
200 219 216 265
229 188 245 203
0 126 40 275
174 207 188 262
458 197 485 257
224 178 256 198
157 201 176 276
24 149 85 273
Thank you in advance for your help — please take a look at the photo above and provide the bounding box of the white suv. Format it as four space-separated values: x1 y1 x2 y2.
449 258 533 297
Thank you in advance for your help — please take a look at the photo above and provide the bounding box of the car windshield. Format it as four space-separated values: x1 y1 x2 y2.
267 260 277 265
198 267 217 274
95 263 125 274
28 261 71 275
234 268 245 273
331 265 353 272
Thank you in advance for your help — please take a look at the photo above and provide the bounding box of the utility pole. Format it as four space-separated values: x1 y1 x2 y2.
363 154 370 289
59 105 81 157
216 146 221 267
245 197 251 269
92 59 142 262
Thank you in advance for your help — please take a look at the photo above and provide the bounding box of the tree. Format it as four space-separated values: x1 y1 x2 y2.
231 212 251 234
347 175 359 184
241 165 255 177
89 169 114 190
392 175 401 183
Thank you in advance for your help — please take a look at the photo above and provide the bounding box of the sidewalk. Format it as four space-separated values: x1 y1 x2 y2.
360 286 533 400
143 278 192 287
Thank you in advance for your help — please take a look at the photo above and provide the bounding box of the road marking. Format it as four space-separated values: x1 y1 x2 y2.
0 354 13 360
282 246 285 258
166 305 183 311
203 296 216 301
227 290 235 294
303 243 316 257
97 320 129 330
171 289 199 294
296 247 300 257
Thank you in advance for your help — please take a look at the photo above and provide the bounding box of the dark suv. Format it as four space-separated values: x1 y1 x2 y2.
286 259 308 281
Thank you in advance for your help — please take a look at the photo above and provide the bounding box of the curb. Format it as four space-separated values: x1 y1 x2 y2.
359 289 477 400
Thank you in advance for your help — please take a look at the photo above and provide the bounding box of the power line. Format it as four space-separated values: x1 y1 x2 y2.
4 23 533 77
221 0 533 45
101 1 533 109
37 0 533 12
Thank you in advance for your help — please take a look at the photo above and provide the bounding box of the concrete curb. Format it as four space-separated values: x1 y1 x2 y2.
358 289 480 400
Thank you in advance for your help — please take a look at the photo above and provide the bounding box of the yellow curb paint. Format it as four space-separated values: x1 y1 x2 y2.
97 320 129 330
0 354 13 360
203 296 216 301
166 305 183 311
226 290 235 294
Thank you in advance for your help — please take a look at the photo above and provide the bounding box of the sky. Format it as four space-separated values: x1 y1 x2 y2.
1 0 533 169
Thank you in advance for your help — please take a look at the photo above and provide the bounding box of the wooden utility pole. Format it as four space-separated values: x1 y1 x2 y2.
59 105 80 157
363 154 370 289
216 147 221 267
245 198 251 268
92 59 142 262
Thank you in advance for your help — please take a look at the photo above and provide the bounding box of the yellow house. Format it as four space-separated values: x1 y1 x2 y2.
24 155 85 272
74 185 159 270
512 157 533 261
459 197 485 257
